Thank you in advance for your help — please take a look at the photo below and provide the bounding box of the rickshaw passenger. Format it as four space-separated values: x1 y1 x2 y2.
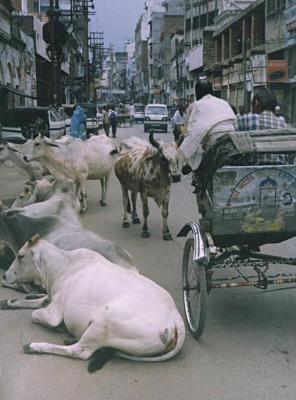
179 79 236 173
235 88 289 165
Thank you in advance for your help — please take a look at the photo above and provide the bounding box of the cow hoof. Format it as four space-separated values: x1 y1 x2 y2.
141 231 151 238
0 300 10 310
23 343 34 354
100 201 107 207
132 217 140 224
122 221 130 229
0 299 17 310
163 233 172 241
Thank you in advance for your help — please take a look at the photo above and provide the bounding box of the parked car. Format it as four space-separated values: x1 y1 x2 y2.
57 107 71 135
134 103 145 123
80 103 99 134
0 106 66 143
144 104 169 133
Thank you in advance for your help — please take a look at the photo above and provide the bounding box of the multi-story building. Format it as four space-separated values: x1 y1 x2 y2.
285 0 296 123
206 0 265 111
134 11 149 104
0 0 37 112
126 41 136 102
265 0 295 122
169 30 186 105
184 0 256 99
148 0 184 103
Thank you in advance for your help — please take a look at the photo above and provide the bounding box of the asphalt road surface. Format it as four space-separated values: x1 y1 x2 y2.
1 123 296 400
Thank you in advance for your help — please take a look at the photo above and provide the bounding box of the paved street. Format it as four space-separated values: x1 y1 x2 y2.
1 124 296 400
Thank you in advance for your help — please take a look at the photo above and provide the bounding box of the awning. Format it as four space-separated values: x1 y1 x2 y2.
0 84 38 100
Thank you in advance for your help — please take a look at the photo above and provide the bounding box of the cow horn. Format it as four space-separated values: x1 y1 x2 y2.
28 234 40 247
149 131 160 149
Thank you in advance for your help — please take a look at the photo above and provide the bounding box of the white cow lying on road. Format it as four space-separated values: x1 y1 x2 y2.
2 236 185 371
20 135 118 212
12 178 68 208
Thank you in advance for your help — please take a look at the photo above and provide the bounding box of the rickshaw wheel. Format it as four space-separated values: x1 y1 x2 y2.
182 238 207 339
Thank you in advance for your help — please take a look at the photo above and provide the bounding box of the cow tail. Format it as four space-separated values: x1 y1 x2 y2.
116 312 185 363
86 314 185 372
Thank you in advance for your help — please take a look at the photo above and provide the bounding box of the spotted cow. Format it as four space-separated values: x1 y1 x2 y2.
114 133 182 240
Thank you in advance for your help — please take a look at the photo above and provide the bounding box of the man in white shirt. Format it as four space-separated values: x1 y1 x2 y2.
179 79 236 172
171 105 186 144
129 103 135 125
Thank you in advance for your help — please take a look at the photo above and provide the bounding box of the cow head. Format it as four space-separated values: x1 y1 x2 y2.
2 236 42 289
149 132 182 183
23 135 59 163
11 182 35 208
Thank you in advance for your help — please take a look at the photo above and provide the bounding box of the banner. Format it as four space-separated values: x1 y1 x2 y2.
266 60 288 82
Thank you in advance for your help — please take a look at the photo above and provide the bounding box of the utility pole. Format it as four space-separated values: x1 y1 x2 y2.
44 0 67 106
72 0 95 102
89 31 105 103
48 0 58 105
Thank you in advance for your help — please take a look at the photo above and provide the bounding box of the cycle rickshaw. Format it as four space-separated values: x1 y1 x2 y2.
177 128 296 339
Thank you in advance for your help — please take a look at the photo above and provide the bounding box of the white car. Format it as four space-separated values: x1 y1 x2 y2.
57 107 71 135
144 104 169 133
134 103 145 123
0 106 66 144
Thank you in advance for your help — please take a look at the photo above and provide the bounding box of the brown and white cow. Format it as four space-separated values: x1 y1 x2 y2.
114 133 182 240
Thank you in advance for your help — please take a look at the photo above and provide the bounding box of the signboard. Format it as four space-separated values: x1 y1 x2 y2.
188 45 203 72
266 60 288 83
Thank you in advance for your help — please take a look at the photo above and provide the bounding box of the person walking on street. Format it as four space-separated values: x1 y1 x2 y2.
129 103 135 126
109 107 117 138
171 105 186 145
102 106 110 136
69 105 87 140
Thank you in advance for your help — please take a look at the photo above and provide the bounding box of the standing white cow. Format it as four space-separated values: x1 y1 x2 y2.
21 135 118 212
2 237 185 371
0 142 46 180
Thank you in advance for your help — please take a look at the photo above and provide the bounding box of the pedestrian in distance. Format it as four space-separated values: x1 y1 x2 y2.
171 104 186 146
102 106 110 136
109 107 117 138
129 103 135 126
69 104 87 140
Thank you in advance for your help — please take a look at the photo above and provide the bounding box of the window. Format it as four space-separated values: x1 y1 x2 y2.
267 0 285 14
185 18 191 31
193 16 199 29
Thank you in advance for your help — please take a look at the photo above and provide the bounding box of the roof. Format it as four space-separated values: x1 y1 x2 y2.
228 129 296 154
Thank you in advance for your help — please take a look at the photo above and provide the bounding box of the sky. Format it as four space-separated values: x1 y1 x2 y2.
90 0 145 51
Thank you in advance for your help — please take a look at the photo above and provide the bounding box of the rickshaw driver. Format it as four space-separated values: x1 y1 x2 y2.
178 79 236 174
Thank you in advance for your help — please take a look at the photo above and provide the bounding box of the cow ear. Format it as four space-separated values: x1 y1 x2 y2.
7 142 20 153
43 137 59 148
2 208 21 218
